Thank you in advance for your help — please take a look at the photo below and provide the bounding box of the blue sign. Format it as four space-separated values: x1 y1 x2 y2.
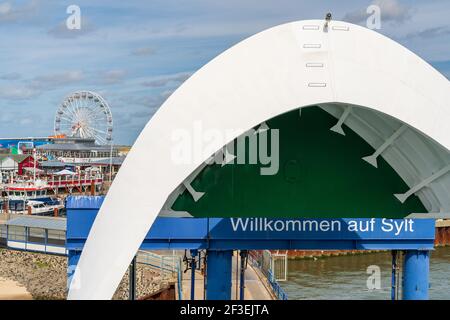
207 218 435 240
66 196 435 251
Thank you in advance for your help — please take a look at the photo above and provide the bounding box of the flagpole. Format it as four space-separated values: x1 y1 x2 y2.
33 148 37 183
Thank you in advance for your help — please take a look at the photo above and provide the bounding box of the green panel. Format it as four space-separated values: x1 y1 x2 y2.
172 107 426 218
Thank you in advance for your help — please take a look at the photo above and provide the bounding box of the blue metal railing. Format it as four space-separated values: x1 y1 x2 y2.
248 251 288 300
177 259 183 300
268 269 288 300
136 251 178 274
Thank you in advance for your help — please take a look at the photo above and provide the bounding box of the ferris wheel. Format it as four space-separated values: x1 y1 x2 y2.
54 91 113 145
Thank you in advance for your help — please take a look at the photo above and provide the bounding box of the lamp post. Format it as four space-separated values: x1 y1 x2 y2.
33 148 37 183
109 139 114 183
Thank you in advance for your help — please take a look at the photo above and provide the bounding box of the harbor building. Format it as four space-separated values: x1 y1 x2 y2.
0 136 122 171
1 215 66 255
35 137 118 163
0 154 36 179
0 137 53 155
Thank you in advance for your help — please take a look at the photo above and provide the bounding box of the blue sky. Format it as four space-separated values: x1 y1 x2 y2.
0 0 449 145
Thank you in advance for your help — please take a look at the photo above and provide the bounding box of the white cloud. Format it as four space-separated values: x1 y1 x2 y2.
343 0 412 25
0 70 88 101
141 71 192 88
131 47 156 56
31 70 84 89
98 70 127 85
48 18 96 39
0 2 12 15
0 72 21 80
403 26 450 40
0 85 40 100
0 0 38 23
18 117 34 125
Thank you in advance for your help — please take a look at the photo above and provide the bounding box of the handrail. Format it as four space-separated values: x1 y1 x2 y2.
136 250 178 274
177 259 183 300
248 250 288 300
267 269 288 300
136 250 184 300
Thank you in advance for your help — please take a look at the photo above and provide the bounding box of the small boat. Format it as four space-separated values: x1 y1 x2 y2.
25 200 64 216
3 179 50 201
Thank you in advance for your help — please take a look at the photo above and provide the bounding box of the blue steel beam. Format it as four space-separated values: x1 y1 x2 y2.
67 217 436 251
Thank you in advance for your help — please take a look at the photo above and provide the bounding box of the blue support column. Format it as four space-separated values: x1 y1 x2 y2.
190 249 198 300
239 250 247 300
67 250 81 291
402 250 430 300
391 250 399 300
206 250 232 300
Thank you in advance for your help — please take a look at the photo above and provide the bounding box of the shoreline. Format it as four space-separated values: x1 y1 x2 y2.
0 277 32 300
0 248 172 300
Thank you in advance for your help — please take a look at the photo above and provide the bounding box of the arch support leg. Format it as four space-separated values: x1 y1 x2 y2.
206 250 232 300
402 250 430 300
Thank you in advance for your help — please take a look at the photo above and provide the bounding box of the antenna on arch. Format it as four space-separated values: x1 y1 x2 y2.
324 12 332 30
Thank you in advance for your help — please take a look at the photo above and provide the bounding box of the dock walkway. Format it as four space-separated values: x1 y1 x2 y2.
181 253 274 300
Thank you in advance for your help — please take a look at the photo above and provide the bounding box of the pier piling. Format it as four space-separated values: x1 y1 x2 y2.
402 250 430 300
206 250 232 300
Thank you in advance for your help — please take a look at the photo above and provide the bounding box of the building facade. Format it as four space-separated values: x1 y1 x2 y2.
36 138 118 163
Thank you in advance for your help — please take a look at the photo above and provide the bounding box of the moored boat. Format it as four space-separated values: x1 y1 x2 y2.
0 180 64 215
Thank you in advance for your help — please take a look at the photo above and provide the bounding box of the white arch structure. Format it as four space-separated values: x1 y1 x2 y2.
68 20 450 299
